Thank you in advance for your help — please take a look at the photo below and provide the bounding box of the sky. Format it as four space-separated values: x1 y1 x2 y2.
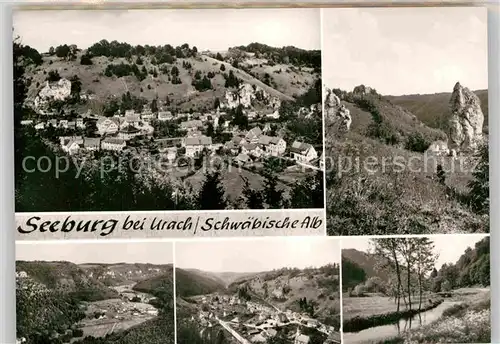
322 7 488 95
16 241 174 264
176 237 340 273
342 234 489 270
13 8 320 53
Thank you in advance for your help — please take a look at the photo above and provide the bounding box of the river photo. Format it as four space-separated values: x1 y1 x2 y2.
341 236 491 344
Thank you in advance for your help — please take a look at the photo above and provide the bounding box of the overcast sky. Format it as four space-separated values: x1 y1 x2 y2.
342 234 489 270
13 8 320 53
16 241 174 264
176 238 340 273
322 7 488 95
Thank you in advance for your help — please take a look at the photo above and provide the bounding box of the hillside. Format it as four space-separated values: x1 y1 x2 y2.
386 90 488 131
23 41 319 115
230 265 341 327
79 263 172 286
175 267 227 297
16 261 119 301
326 86 489 235
341 249 393 293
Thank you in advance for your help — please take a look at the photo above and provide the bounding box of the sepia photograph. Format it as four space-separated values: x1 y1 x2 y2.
13 8 323 212
341 234 491 344
322 7 489 235
15 241 175 344
175 238 341 343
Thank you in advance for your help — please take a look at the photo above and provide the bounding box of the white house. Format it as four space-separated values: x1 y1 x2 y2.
61 136 83 155
97 117 120 135
181 120 203 132
237 153 251 164
241 143 263 158
83 137 101 151
158 111 173 121
118 125 141 140
102 138 126 151
34 122 46 130
76 118 86 129
258 135 286 157
165 147 177 163
59 120 69 129
266 110 280 120
141 113 157 122
122 114 141 128
245 127 262 144
290 141 318 163
20 120 33 126
184 136 212 157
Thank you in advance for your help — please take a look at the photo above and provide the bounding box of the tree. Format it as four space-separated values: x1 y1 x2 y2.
48 46 55 55
231 105 248 130
151 98 159 113
241 176 263 209
70 75 82 102
262 171 284 209
468 144 489 214
216 52 224 61
171 66 180 77
413 238 438 311
214 97 221 110
220 64 226 71
80 54 93 65
197 169 227 209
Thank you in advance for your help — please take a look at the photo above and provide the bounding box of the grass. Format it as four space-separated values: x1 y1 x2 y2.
343 294 441 321
380 288 490 344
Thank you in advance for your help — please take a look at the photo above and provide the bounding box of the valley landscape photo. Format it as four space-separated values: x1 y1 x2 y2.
175 238 341 344
323 7 489 235
341 235 491 344
15 242 175 344
13 8 323 212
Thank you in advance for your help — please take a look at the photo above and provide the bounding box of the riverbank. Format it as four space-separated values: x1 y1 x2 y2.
379 288 490 344
343 296 443 333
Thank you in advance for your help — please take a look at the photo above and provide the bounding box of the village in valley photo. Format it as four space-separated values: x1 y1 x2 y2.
13 8 323 212
322 7 489 235
341 235 490 344
175 238 342 344
15 242 175 344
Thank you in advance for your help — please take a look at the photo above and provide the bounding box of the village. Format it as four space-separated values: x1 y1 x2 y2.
20 78 323 174
186 292 341 344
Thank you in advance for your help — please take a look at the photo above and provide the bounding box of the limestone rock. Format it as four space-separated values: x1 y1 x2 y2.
325 88 351 131
448 82 484 153
224 83 281 110
426 140 449 156
34 78 72 110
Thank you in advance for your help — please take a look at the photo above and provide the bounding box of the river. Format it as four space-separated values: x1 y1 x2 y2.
343 300 461 344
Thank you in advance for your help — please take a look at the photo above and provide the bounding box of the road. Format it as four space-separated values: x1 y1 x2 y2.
216 317 251 344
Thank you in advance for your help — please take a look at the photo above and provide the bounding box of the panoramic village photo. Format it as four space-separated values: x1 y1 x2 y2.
175 238 342 344
323 7 490 235
13 8 323 212
15 241 175 344
341 235 491 344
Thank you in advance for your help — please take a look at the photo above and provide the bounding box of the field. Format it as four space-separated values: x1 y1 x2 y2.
342 293 441 321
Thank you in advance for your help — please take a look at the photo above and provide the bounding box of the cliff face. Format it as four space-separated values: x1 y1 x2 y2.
224 83 281 110
34 78 72 109
448 82 485 153
324 88 351 131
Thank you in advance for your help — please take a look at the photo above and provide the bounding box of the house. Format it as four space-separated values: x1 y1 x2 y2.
237 153 251 164
245 127 262 143
250 334 266 343
124 109 136 117
266 110 280 119
263 123 272 133
319 152 325 170
158 111 173 121
122 114 141 128
265 329 277 337
184 136 212 157
295 334 310 344
59 120 69 129
16 271 28 278
118 125 141 140
224 141 240 155
83 137 100 151
48 119 58 127
102 138 126 151
61 136 83 155
277 313 288 323
97 117 120 135
76 118 85 129
259 135 286 156
34 122 46 130
290 141 318 163
20 120 33 126
241 143 263 158
141 113 156 122
247 111 258 120
181 120 203 132
67 121 76 130
165 147 177 163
